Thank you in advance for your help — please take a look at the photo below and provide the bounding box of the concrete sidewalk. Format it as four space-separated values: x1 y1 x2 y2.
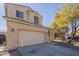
52 41 79 50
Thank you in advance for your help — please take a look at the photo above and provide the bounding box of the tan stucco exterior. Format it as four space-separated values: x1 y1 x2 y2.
4 17 49 50
5 3 42 25
3 3 55 50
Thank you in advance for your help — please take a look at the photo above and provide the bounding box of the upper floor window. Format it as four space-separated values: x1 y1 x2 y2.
16 10 23 19
34 16 39 25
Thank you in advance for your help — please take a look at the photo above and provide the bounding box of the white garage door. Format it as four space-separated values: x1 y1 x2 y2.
18 30 45 47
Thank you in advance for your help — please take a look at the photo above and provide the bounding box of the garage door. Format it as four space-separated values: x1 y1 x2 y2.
18 30 45 47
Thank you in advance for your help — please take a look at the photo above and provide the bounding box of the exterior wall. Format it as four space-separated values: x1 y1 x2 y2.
28 12 42 25
4 3 42 25
3 3 55 50
48 29 55 42
0 32 3 34
50 30 55 41
4 17 49 50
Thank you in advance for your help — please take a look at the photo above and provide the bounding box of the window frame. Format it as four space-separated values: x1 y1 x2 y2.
16 10 24 19
34 16 39 25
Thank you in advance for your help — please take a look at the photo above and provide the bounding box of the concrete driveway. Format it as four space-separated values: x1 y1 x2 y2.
17 42 79 56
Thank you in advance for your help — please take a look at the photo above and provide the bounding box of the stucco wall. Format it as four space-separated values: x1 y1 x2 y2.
4 3 42 25
4 17 49 50
3 3 55 50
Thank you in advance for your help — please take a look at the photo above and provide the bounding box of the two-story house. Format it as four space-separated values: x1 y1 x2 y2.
3 3 54 50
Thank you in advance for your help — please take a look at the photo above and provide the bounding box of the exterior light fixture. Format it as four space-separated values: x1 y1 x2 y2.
11 28 14 32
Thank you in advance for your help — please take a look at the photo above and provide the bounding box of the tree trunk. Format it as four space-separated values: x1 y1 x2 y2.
68 22 74 43
69 21 77 43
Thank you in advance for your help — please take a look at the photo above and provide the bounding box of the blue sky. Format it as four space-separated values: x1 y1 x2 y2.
0 4 7 32
0 3 61 32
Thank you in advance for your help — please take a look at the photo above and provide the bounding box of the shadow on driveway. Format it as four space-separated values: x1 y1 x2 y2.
8 49 22 56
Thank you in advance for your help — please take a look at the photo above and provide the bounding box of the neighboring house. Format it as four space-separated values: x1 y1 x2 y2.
67 29 79 37
0 32 4 34
0 32 2 34
3 3 55 50
75 29 79 35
